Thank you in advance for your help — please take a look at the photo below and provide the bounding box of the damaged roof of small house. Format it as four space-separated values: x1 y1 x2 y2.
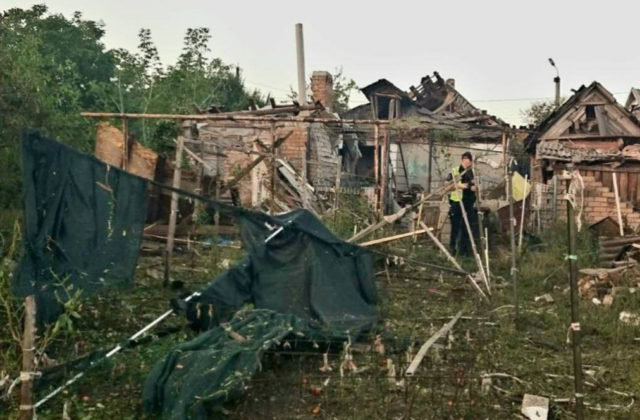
525 82 640 156
536 141 640 163
342 71 508 129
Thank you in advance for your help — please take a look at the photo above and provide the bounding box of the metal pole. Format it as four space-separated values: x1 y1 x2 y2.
554 77 561 108
295 23 307 105
565 165 585 420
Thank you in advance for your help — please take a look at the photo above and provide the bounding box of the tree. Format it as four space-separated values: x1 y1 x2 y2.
520 100 559 127
0 6 265 208
331 67 358 115
0 5 115 208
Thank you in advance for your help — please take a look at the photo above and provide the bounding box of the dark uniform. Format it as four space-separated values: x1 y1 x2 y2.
448 165 479 256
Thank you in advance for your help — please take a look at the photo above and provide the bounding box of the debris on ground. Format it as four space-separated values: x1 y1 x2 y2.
521 393 549 420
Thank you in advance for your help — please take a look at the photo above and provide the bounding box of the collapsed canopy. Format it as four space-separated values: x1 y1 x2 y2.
144 209 379 419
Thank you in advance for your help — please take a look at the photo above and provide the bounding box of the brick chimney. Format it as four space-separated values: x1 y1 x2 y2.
310 71 334 111
446 78 455 89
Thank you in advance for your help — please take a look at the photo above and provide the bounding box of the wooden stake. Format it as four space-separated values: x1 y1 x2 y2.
380 127 390 216
19 295 36 420
373 123 380 214
484 227 490 281
405 310 463 376
612 172 624 237
413 193 425 244
518 174 528 253
166 135 184 259
565 166 585 420
419 222 489 302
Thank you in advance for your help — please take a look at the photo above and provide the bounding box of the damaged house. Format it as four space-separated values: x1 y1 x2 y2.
341 72 511 239
525 82 640 232
342 72 509 196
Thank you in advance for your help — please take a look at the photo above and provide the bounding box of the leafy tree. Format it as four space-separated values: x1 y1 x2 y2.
520 100 559 126
0 6 266 208
331 67 358 115
0 5 115 208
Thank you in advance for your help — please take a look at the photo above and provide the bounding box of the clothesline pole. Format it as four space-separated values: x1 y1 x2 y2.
165 125 188 286
19 295 37 420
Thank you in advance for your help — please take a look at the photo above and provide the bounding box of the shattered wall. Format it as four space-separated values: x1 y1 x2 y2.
395 142 505 194
195 120 339 207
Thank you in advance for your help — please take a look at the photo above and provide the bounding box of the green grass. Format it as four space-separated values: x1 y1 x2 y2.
1 215 640 419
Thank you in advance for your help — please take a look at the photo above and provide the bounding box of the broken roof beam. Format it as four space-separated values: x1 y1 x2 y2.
81 112 388 125
219 131 293 195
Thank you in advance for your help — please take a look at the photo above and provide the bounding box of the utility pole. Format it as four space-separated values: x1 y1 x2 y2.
295 23 307 105
549 58 560 108
564 164 585 420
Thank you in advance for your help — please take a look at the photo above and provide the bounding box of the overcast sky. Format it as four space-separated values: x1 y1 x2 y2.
6 0 640 125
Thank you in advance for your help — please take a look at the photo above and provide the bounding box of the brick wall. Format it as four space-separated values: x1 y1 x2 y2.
311 71 333 111
536 175 640 232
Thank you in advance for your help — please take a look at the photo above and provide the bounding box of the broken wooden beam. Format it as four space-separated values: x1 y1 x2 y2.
358 228 431 247
419 222 489 301
173 138 216 173
219 131 293 195
348 169 469 244
405 310 463 376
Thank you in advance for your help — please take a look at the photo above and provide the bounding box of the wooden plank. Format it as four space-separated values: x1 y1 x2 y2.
619 172 629 201
374 124 379 213
358 228 430 247
602 171 613 190
405 311 463 376
166 136 184 257
420 222 488 301
577 165 640 174
174 138 216 173
612 172 624 236
594 105 609 136
629 173 638 203
219 131 292 195
380 127 390 216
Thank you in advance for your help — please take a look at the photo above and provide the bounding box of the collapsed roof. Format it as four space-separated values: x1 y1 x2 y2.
342 72 507 131
525 82 640 159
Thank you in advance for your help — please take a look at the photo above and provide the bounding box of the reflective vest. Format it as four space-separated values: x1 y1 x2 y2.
449 167 463 202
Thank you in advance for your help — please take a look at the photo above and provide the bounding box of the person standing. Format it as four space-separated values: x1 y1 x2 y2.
447 152 478 256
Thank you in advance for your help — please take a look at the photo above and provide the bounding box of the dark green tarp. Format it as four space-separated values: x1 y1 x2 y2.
14 131 148 323
144 209 379 419
144 309 308 420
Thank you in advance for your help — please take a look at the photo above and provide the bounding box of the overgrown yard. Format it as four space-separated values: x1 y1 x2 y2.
1 212 640 419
